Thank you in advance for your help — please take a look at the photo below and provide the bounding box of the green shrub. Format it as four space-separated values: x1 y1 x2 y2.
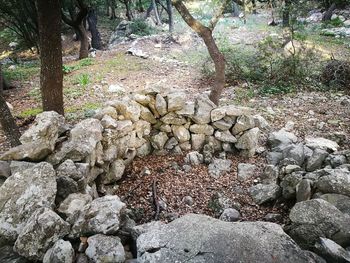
130 19 153 36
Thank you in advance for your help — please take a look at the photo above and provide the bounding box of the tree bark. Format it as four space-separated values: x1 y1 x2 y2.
77 23 89 59
172 0 227 105
166 0 174 32
322 3 336 21
87 8 102 50
252 0 257 14
110 0 117 19
36 0 64 115
282 0 291 27
152 0 161 25
0 65 21 147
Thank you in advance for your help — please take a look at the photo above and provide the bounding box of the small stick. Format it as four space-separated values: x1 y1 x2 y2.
152 179 160 220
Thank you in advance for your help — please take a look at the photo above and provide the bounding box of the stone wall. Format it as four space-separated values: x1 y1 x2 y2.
1 88 267 189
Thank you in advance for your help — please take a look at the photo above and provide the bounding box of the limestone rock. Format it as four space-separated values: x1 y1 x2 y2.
219 208 241 222
192 94 216 124
14 208 70 261
191 134 206 151
109 97 141 122
85 234 125 263
268 129 298 149
160 112 187 125
296 179 312 202
71 195 126 236
0 160 10 178
0 162 56 243
43 239 75 263
184 151 204 166
315 237 350 263
151 132 169 150
57 193 92 224
214 130 237 143
9 161 35 175
189 124 214 135
306 149 329 172
101 115 118 129
137 214 316 263
208 158 232 178
0 246 28 263
305 137 339 153
319 194 350 216
237 163 256 181
167 92 185 112
249 184 281 204
316 169 350 197
280 172 303 199
175 101 195 116
231 115 256 135
172 125 190 143
155 94 167 116
261 165 279 184
102 159 125 184
235 127 260 154
140 105 157 124
287 199 350 249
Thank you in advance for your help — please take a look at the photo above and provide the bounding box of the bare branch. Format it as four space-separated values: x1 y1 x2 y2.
208 0 230 30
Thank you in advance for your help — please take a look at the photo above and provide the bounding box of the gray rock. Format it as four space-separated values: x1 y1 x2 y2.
306 149 329 172
85 234 125 263
249 184 281 204
137 214 316 263
235 127 260 155
155 94 167 116
268 129 297 149
100 115 118 129
231 115 255 135
9 161 36 175
237 163 256 181
14 208 70 261
219 208 241 222
164 137 179 150
211 105 252 122
287 144 305 166
56 159 84 181
208 158 232 178
296 179 312 202
48 119 103 165
287 199 350 249
305 137 339 153
183 196 194 206
0 160 10 178
102 159 125 184
176 101 195 116
56 175 79 204
130 221 165 242
266 151 283 165
184 151 203 166
316 169 350 197
160 112 187 125
319 194 350 216
0 162 56 243
43 239 75 263
189 124 214 135
329 154 348 168
314 237 350 263
191 134 206 151
57 193 92 224
214 130 237 143
253 114 269 130
71 195 126 236
151 132 169 150
172 125 190 143
261 165 279 184
139 105 157 124
109 97 141 122
192 94 216 124
167 92 185 112
280 172 303 199
264 213 282 222
0 246 28 263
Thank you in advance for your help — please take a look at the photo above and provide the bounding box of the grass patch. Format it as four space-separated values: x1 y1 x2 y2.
3 62 40 82
63 58 94 74
18 107 42 118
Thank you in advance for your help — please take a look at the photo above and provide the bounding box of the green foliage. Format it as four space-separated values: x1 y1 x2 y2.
18 108 42 118
75 73 91 86
130 19 153 36
322 17 344 28
63 58 94 74
3 63 40 82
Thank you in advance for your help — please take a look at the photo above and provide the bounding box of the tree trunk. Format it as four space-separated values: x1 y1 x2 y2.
322 3 336 21
77 23 89 59
252 0 257 14
36 0 64 115
145 3 153 18
87 9 102 50
282 0 291 27
166 0 174 32
110 0 116 19
0 66 21 147
172 0 228 105
232 1 240 17
152 0 161 25
124 0 134 21
138 0 145 12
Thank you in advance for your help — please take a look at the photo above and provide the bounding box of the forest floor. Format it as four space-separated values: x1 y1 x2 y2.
0 7 349 224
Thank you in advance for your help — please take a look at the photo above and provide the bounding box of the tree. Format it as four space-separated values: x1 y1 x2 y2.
87 8 102 49
62 0 89 59
172 0 229 105
36 0 64 115
0 65 21 147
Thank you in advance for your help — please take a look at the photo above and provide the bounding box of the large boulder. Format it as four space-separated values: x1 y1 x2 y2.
71 195 126 237
235 127 260 155
316 169 350 197
192 95 216 124
43 239 75 263
48 119 103 165
0 246 28 263
14 208 70 261
268 129 298 149
137 214 318 263
0 162 57 244
0 112 65 161
85 234 125 263
287 199 350 249
305 137 339 153
319 194 350 216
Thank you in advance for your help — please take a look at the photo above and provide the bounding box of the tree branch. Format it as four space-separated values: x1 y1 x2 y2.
208 0 230 30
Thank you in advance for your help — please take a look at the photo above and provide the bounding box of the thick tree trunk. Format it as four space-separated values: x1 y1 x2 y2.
36 0 64 115
322 3 336 21
282 0 291 27
124 0 134 21
166 0 174 32
77 23 89 59
87 9 102 50
172 0 228 105
0 66 21 147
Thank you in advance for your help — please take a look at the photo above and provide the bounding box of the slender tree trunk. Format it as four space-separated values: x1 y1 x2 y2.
152 0 161 24
77 23 89 59
282 0 291 27
145 3 153 18
252 0 257 14
110 0 116 19
106 0 110 16
0 66 21 147
36 0 64 115
87 9 102 49
172 0 228 105
124 0 134 21
166 0 174 32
